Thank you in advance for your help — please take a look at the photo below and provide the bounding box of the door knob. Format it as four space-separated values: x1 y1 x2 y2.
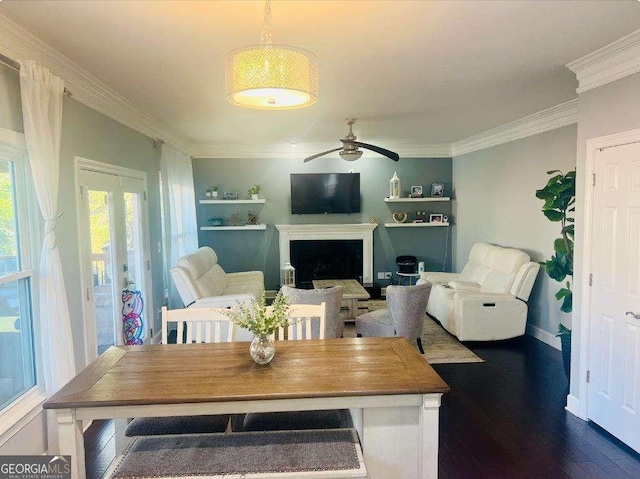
625 311 640 319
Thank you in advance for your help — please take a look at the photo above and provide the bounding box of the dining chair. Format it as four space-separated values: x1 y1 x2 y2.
126 306 235 437
271 302 326 340
240 302 352 432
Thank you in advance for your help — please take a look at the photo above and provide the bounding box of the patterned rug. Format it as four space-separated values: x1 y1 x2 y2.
345 300 484 364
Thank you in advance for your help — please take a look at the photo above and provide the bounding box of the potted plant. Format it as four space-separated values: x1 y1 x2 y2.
212 186 219 199
225 291 291 364
248 184 262 200
536 169 575 380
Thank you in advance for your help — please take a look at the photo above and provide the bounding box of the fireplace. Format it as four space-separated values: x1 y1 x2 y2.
275 224 377 284
291 240 363 288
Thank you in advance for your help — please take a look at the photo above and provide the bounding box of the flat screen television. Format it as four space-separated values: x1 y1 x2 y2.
291 173 361 214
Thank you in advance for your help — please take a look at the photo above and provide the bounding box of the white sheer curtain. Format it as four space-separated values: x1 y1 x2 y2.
18 60 76 395
160 144 198 308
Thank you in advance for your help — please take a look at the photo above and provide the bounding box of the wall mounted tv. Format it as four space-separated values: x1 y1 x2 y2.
291 173 361 214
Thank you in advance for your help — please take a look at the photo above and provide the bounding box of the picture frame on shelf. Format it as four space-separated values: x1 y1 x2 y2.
431 183 444 197
429 213 444 223
410 185 423 198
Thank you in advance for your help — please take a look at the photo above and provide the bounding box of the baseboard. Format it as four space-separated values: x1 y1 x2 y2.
566 394 584 419
526 323 561 350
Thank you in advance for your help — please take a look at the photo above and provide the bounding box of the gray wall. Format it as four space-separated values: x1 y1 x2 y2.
192 157 453 290
452 125 578 338
0 62 165 454
572 72 640 401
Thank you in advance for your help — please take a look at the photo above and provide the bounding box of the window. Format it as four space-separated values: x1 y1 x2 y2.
0 146 36 413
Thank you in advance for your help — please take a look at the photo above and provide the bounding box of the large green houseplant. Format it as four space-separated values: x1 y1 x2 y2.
536 169 575 379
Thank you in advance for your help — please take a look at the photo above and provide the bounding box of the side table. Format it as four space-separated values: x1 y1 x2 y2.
396 272 421 286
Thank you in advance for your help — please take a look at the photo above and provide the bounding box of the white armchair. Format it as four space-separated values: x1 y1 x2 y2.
170 246 264 309
418 243 539 341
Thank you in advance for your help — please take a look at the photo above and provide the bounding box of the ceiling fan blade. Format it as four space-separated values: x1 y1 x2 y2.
342 140 399 161
303 147 343 163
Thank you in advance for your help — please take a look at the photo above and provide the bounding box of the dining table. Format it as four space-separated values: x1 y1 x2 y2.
44 337 450 479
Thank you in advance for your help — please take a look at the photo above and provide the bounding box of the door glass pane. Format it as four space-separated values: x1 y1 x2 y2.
123 192 145 345
0 279 35 409
0 160 19 275
88 190 116 355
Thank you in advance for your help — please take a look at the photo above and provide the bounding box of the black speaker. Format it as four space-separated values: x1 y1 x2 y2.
396 255 417 274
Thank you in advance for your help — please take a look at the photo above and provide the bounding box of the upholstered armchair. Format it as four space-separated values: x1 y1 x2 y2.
355 283 432 353
279 285 344 339
418 242 540 341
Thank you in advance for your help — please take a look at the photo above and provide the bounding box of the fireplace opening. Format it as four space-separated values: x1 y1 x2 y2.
290 240 363 289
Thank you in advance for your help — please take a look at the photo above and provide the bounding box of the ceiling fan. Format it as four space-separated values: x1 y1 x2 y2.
303 119 400 163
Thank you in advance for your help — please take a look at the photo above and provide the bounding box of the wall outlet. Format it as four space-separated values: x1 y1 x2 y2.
384 272 392 279
377 272 385 280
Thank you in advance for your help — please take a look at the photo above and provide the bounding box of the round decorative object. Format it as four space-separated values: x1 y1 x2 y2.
250 334 275 365
392 212 408 223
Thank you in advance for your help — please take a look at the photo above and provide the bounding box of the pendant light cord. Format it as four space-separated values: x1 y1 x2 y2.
260 0 273 45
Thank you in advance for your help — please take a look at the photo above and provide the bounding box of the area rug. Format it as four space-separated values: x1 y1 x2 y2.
344 300 484 364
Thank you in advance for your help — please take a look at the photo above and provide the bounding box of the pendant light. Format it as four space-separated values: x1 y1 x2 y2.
225 0 318 110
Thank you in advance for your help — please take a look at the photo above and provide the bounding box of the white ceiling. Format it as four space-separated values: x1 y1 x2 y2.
1 0 640 158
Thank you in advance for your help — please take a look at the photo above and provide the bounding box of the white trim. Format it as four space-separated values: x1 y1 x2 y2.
0 126 26 149
452 100 578 157
190 143 452 159
567 29 640 94
74 157 148 181
576 127 640 421
525 323 560 350
0 13 190 155
566 394 581 417
0 386 46 445
275 224 377 284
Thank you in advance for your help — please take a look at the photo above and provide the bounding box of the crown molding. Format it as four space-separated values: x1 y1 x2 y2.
190 142 452 159
451 99 578 157
0 13 190 155
566 29 640 94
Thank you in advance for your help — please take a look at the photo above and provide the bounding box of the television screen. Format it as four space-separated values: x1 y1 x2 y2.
291 173 361 214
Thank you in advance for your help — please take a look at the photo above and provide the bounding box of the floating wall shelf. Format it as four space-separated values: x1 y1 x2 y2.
384 222 450 228
384 197 450 203
199 199 266 204
200 224 267 231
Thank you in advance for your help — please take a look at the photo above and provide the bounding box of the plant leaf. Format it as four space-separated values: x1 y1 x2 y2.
544 210 563 221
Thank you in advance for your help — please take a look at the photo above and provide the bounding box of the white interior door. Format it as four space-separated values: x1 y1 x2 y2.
588 141 640 452
77 164 152 363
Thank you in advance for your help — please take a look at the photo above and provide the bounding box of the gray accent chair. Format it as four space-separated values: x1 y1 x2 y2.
280 285 344 338
355 282 432 353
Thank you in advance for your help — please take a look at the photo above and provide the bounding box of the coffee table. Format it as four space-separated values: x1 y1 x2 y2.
312 278 370 320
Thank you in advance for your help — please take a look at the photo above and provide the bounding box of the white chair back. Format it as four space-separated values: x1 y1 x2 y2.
269 303 326 341
161 306 235 344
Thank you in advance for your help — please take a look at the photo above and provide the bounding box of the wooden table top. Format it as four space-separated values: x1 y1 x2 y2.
44 338 449 410
312 279 371 300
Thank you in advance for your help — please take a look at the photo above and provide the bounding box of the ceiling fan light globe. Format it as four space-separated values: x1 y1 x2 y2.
339 150 363 161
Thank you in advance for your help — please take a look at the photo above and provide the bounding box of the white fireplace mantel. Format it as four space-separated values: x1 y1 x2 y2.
275 223 378 284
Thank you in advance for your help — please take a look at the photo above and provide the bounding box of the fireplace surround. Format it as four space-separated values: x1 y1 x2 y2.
275 224 377 284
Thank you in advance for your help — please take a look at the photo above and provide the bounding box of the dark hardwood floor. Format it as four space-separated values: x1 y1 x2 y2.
83 335 640 479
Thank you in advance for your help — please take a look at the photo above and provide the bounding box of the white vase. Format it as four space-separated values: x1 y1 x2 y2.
251 194 259 200
212 191 218 199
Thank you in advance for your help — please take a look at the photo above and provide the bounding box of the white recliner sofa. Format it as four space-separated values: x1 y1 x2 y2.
417 243 540 341
170 246 264 309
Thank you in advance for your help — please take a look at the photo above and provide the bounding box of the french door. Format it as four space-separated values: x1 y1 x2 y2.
588 141 640 452
76 159 152 364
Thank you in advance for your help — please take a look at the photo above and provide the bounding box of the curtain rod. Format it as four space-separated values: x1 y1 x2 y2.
0 52 72 97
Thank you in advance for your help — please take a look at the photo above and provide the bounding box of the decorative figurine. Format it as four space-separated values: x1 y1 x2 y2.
247 211 258 225
228 212 242 226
